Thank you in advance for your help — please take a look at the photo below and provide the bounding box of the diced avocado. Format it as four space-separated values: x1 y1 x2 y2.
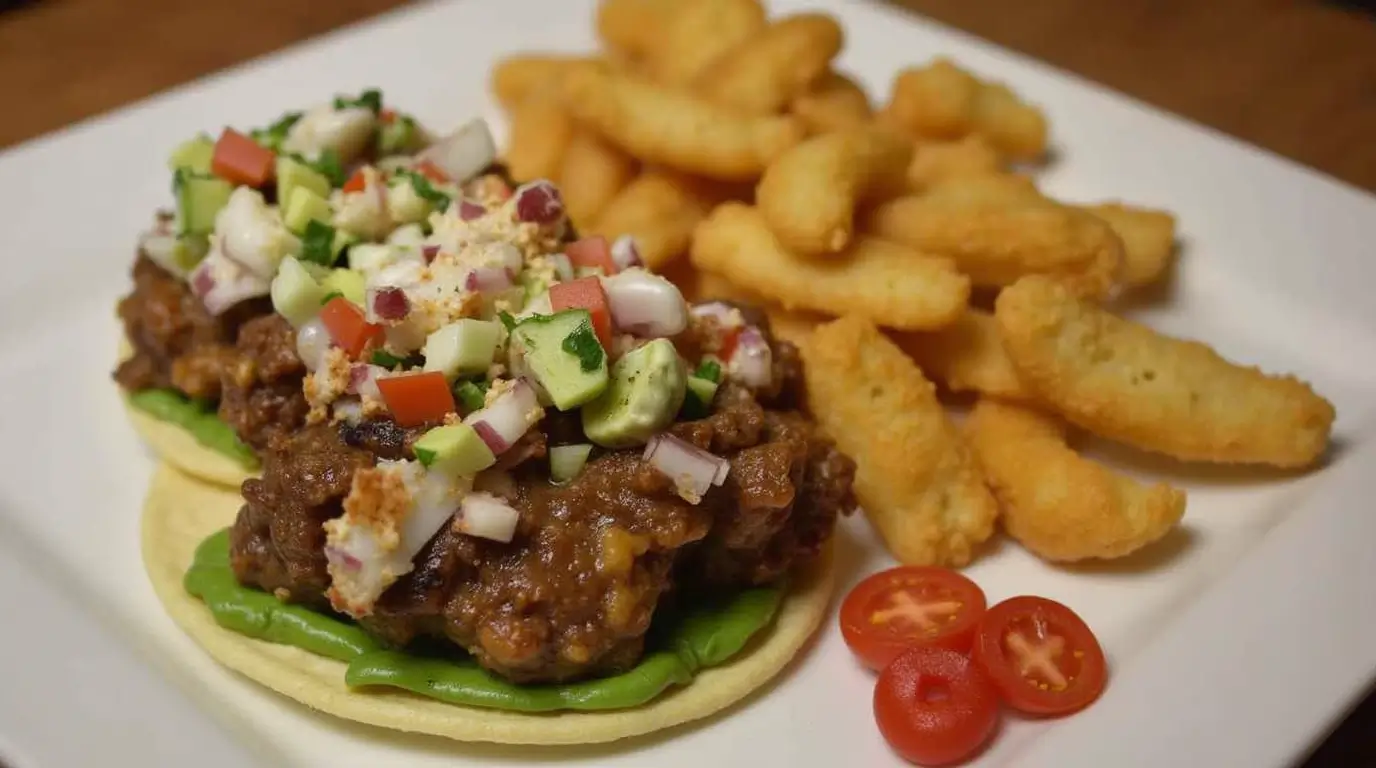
174 171 234 237
414 424 496 477
168 134 215 174
321 268 366 306
277 156 332 215
283 187 334 235
271 257 326 327
681 375 719 420
582 339 687 449
549 444 593 484
423 320 503 380
513 310 609 411
378 115 420 155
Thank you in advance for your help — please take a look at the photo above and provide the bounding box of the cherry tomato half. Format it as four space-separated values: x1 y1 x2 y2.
874 647 1000 767
971 596 1107 716
840 566 988 671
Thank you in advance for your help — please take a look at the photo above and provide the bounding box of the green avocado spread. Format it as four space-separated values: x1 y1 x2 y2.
127 389 258 469
185 529 783 712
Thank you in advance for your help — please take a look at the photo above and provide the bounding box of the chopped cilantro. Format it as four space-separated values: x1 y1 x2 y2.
320 290 344 305
370 350 407 369
312 149 346 187
561 322 605 373
414 446 437 467
454 380 489 412
498 311 518 331
378 114 419 155
694 360 723 384
394 168 452 211
300 220 338 266
250 111 302 152
333 89 383 115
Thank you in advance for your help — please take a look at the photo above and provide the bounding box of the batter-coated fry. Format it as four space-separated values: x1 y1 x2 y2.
505 95 575 183
906 135 1002 191
756 126 912 256
590 172 711 270
695 13 845 115
1081 203 1177 287
491 55 605 112
790 70 873 135
995 276 1336 467
562 68 805 181
887 58 1047 161
966 399 1186 562
894 309 1032 402
558 131 639 230
690 203 969 331
802 316 999 566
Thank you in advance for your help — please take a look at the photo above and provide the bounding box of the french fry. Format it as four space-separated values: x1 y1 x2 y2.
595 0 672 62
863 177 1123 298
894 309 1032 402
966 399 1186 562
756 125 912 256
504 95 575 183
690 203 969 330
802 316 999 566
887 58 1048 161
558 130 639 230
972 82 1048 162
1080 203 1177 287
562 68 805 181
490 54 605 112
906 135 1002 191
590 171 711 270
790 70 874 135
695 13 845 115
995 275 1335 467
650 0 768 85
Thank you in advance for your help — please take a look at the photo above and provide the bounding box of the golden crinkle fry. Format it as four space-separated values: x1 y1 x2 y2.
597 0 768 86
756 125 912 256
790 70 874 135
504 94 575 183
966 399 1187 563
894 309 1031 402
887 57 1048 161
995 275 1336 467
558 130 639 230
694 13 844 116
802 316 999 567
590 171 714 270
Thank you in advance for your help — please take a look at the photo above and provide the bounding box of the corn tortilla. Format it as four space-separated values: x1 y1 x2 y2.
141 464 835 744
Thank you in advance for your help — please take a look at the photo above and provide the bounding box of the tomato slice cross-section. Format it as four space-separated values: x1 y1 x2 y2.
840 566 988 671
971 595 1107 716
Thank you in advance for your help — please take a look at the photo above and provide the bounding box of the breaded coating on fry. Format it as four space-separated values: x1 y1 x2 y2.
558 130 639 230
595 0 672 61
972 82 1048 162
886 58 1048 161
894 309 1032 402
562 69 805 181
490 55 606 112
505 95 575 183
1080 203 1178 287
695 13 844 116
863 181 1123 299
803 317 999 566
995 276 1336 467
791 70 874 135
590 171 713 270
966 399 1186 562
650 0 768 86
691 203 970 330
757 125 912 256
906 135 1002 191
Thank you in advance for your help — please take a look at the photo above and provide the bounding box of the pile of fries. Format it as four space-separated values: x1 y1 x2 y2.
490 0 1336 568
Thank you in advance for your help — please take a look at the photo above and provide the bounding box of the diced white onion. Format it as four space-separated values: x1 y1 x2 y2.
729 326 773 390
295 318 332 372
466 266 512 293
548 253 574 283
190 247 271 316
347 364 387 399
455 492 520 543
610 235 644 271
601 268 689 338
463 379 543 454
283 104 377 164
643 433 730 505
417 119 497 184
690 301 738 325
216 187 300 279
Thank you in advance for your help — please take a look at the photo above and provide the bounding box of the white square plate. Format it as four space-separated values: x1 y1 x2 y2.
2 1 1375 766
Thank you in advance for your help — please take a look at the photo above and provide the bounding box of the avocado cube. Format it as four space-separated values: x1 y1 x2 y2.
277 156 332 213
283 187 334 235
414 424 496 476
321 268 366 307
174 172 234 237
168 134 215 174
583 338 687 448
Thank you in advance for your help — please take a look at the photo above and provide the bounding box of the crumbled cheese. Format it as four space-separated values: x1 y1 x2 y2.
484 377 515 407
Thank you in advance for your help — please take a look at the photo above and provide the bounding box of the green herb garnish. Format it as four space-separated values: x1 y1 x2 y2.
694 360 722 384
393 168 452 211
320 290 344 305
454 380 489 412
414 446 437 467
498 311 518 331
333 89 383 115
250 111 303 152
562 321 606 373
370 350 407 368
300 220 338 266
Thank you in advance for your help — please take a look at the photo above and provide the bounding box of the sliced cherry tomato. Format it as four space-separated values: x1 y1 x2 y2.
379 108 398 124
376 371 456 427
210 128 275 187
564 236 617 275
840 566 988 671
415 159 451 183
874 647 1000 767
342 168 368 194
318 297 383 358
971 596 1107 716
549 276 613 350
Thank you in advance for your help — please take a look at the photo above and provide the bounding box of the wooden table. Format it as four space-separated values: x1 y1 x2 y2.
1 0 1373 764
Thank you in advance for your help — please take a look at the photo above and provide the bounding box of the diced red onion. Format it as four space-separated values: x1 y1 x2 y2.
422 245 440 264
690 301 738 325
601 268 688 338
368 286 411 322
466 266 512 293
643 433 730 504
463 380 543 455
190 248 270 316
417 119 497 184
610 235 643 270
455 492 520 543
296 318 332 372
458 199 485 220
347 364 387 398
549 253 574 283
729 326 773 390
324 545 362 572
513 180 564 225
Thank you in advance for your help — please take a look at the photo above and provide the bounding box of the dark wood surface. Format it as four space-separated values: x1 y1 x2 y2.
0 1 1372 765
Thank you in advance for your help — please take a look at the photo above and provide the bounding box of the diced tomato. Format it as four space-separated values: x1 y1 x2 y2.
342 168 368 194
840 566 988 671
210 128 275 187
549 276 613 350
379 108 398 124
318 297 383 358
564 236 617 275
376 371 456 427
718 326 742 361
874 647 1000 766
415 159 451 183
971 596 1107 716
